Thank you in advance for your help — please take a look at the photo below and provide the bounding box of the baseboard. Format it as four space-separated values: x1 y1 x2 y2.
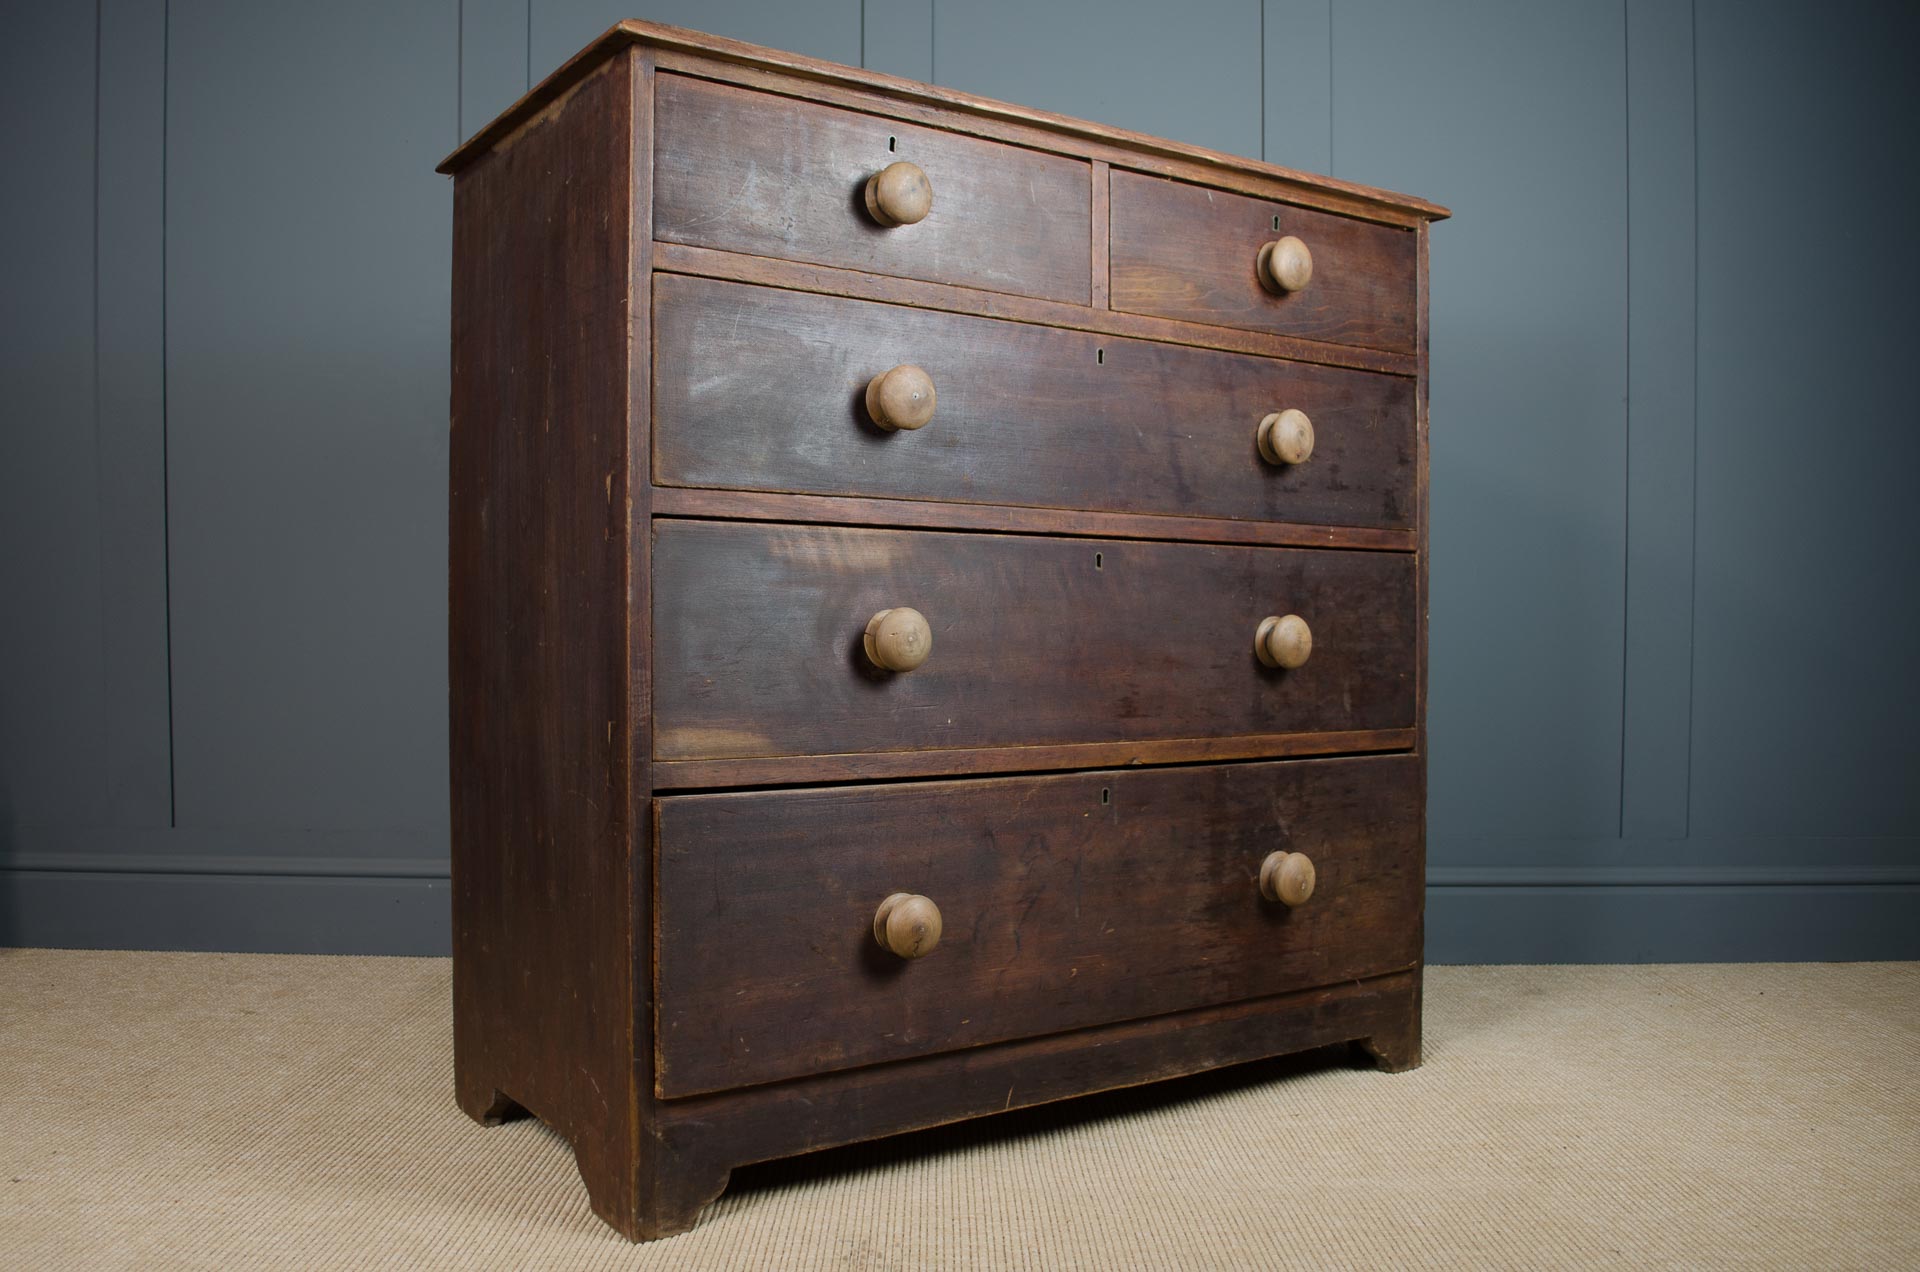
4 866 1914 961
1426 882 1920 963
0 869 450 955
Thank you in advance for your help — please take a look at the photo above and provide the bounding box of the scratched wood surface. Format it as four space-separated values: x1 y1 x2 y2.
1110 169 1419 353
446 21 1441 1242
654 754 1423 1095
654 73 1091 304
447 50 641 1233
650 520 1418 763
653 275 1417 530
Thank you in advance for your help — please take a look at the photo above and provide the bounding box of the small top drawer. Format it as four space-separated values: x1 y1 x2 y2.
654 75 1092 304
1109 170 1418 352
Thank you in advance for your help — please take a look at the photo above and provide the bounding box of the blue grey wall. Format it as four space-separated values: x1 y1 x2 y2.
2 1 1915 960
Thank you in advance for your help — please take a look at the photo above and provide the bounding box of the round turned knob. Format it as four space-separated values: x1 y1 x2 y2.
1257 235 1314 293
874 892 943 959
865 607 933 672
865 364 937 431
1260 851 1316 907
1257 409 1315 465
865 161 933 226
1255 614 1312 669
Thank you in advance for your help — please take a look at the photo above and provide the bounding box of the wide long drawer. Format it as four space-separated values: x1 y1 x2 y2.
651 521 1415 764
653 754 1423 1096
654 74 1091 304
653 275 1417 531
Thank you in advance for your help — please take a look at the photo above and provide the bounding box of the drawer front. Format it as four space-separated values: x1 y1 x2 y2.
654 75 1091 304
652 521 1415 763
1109 170 1417 352
654 754 1423 1096
654 275 1416 530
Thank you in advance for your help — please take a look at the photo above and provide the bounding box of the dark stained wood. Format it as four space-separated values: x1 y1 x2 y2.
651 487 1415 553
637 970 1421 1236
448 50 645 1236
655 755 1421 1095
653 276 1417 531
656 240 1418 377
1356 975 1424 1072
654 74 1091 305
652 726 1416 791
447 23 1439 1242
1091 160 1111 308
437 22 1451 228
1110 169 1419 353
651 521 1417 763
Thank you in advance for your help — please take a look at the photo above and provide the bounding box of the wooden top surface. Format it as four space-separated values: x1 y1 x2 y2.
437 20 1450 223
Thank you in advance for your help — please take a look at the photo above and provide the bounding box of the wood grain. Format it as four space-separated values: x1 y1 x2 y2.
654 74 1090 304
651 521 1416 763
442 26 1436 1240
437 21 1451 227
654 755 1423 1095
447 50 642 1234
1111 170 1419 353
651 968 1422 1201
656 241 1419 377
651 727 1417 791
648 487 1415 552
653 276 1417 530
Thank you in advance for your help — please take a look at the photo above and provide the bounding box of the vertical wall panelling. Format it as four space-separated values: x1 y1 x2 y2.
4 3 1916 959
165 1 455 840
862 0 934 82
528 1 862 87
0 5 109 833
1619 0 1695 841
1688 0 1920 853
460 0 531 140
935 0 1263 159
1261 0 1332 174
96 0 176 831
1329 1 1630 858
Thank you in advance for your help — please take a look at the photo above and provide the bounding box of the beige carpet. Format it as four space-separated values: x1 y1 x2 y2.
2 951 1914 1270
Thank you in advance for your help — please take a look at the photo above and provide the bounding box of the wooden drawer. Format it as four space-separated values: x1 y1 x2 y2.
654 275 1417 531
654 754 1422 1096
654 74 1091 304
652 521 1415 764
1109 170 1418 352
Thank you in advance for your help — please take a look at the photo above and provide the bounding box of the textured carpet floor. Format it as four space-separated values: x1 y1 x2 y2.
2 951 1914 1269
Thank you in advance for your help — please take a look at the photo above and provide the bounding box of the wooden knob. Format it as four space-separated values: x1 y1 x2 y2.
1255 614 1312 669
1257 409 1315 465
1260 851 1316 907
865 607 933 672
874 892 942 958
865 364 937 431
1257 235 1313 293
865 160 932 226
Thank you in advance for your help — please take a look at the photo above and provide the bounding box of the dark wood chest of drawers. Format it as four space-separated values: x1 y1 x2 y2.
443 21 1447 1241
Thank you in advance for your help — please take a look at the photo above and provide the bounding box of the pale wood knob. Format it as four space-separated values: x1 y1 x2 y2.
865 364 937 431
874 892 942 958
864 607 933 672
865 160 933 226
1257 409 1315 465
1260 851 1316 907
1255 614 1312 669
1257 235 1313 293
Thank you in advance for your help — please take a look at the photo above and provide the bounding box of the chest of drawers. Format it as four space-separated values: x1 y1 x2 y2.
443 21 1447 1241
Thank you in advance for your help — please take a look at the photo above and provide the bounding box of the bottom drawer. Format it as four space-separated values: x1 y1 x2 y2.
654 753 1422 1097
